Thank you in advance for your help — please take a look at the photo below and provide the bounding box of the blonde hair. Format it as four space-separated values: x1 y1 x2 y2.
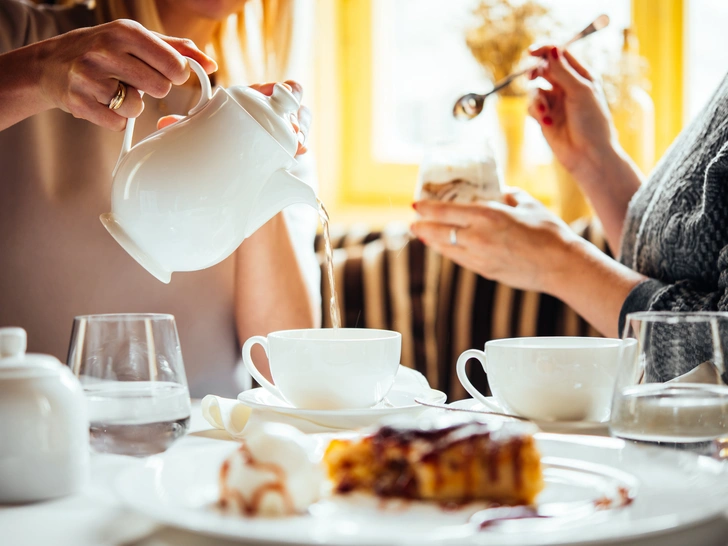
63 0 294 85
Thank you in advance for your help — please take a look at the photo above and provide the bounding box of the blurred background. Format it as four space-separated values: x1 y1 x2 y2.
306 0 728 226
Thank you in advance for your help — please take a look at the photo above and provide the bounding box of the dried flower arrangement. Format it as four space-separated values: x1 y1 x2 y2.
601 28 651 108
465 0 551 96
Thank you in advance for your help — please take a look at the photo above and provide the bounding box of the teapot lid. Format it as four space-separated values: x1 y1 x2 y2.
227 83 300 157
0 327 63 378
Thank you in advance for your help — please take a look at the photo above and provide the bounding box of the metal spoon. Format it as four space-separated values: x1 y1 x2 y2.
413 398 532 422
453 14 611 121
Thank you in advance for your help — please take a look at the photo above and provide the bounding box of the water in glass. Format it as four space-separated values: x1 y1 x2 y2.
610 312 728 454
86 381 190 456
68 313 191 457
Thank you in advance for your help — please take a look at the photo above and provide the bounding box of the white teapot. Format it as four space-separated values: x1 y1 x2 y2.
0 328 89 503
101 59 318 283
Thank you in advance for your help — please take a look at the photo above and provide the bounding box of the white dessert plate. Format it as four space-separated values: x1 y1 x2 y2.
116 434 728 546
450 398 611 436
237 365 446 429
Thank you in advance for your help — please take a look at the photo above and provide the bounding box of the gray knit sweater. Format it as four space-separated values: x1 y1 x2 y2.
619 74 728 380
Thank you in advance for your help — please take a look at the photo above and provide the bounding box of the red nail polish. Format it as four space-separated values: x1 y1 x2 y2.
537 103 545 113
543 116 553 126
412 203 418 211
551 47 559 59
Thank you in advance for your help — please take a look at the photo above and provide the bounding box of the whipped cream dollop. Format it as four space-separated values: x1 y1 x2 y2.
219 423 323 517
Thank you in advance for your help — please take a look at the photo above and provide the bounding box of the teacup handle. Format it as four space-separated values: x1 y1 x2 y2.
456 349 491 406
112 57 214 177
242 336 284 400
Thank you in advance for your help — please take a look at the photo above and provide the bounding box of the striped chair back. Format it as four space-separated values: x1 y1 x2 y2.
315 217 609 401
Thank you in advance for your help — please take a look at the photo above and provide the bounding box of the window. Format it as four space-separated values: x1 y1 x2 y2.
685 0 728 120
316 0 711 218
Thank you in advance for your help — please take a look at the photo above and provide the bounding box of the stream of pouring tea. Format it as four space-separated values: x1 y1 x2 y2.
318 199 342 329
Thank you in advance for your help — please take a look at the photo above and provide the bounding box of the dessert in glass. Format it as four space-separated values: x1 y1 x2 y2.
416 139 503 204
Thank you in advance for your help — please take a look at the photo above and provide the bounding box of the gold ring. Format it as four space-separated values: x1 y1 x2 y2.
108 81 127 110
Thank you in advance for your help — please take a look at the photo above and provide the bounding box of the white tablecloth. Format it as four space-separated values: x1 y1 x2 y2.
1 404 728 546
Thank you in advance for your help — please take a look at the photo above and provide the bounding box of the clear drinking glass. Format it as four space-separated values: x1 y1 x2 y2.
610 312 728 454
67 314 191 457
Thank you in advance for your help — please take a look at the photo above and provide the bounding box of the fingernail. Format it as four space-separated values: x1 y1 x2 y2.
551 47 559 59
543 116 553 126
412 202 419 211
537 103 545 113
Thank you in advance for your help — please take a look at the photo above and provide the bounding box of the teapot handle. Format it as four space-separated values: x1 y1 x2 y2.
112 57 213 177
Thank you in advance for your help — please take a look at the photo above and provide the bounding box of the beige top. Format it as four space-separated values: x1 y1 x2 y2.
0 1 320 397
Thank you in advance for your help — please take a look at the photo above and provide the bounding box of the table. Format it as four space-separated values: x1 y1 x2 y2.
2 404 728 546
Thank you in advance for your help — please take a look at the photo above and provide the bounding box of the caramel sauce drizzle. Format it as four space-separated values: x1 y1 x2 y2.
219 444 295 516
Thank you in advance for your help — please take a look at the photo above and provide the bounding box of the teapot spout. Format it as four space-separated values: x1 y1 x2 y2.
246 168 319 237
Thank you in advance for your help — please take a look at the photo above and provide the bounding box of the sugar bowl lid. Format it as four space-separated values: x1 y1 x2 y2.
0 327 63 378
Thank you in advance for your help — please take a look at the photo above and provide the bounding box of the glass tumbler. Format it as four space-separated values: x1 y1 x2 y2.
415 137 503 204
610 312 728 454
67 314 191 456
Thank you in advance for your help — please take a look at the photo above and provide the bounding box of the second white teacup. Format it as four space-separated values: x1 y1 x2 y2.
242 328 401 410
457 337 627 422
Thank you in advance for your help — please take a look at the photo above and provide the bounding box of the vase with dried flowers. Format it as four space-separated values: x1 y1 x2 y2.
466 0 551 194
603 28 655 175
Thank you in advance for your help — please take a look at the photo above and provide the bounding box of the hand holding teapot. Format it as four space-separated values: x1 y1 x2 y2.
101 58 318 284
157 80 311 156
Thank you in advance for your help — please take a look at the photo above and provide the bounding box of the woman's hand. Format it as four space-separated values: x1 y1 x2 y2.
157 80 311 156
411 190 578 295
526 45 644 252
34 19 217 131
411 190 646 337
527 45 617 180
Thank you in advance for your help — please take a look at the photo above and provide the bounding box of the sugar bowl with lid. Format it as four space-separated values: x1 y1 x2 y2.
0 327 89 503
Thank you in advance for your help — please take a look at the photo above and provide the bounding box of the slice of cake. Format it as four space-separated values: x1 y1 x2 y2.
324 416 543 505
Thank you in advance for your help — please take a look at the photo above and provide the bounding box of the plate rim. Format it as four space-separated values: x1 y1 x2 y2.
115 434 728 546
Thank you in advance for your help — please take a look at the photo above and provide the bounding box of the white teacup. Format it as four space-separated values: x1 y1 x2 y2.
457 337 625 422
242 328 401 410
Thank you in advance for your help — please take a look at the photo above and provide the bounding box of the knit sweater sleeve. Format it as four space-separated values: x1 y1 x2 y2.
618 139 728 335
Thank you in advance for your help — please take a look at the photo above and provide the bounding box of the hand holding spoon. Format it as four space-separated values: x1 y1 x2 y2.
453 14 610 121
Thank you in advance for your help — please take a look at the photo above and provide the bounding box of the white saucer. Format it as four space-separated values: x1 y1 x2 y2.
238 366 446 430
450 398 611 436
